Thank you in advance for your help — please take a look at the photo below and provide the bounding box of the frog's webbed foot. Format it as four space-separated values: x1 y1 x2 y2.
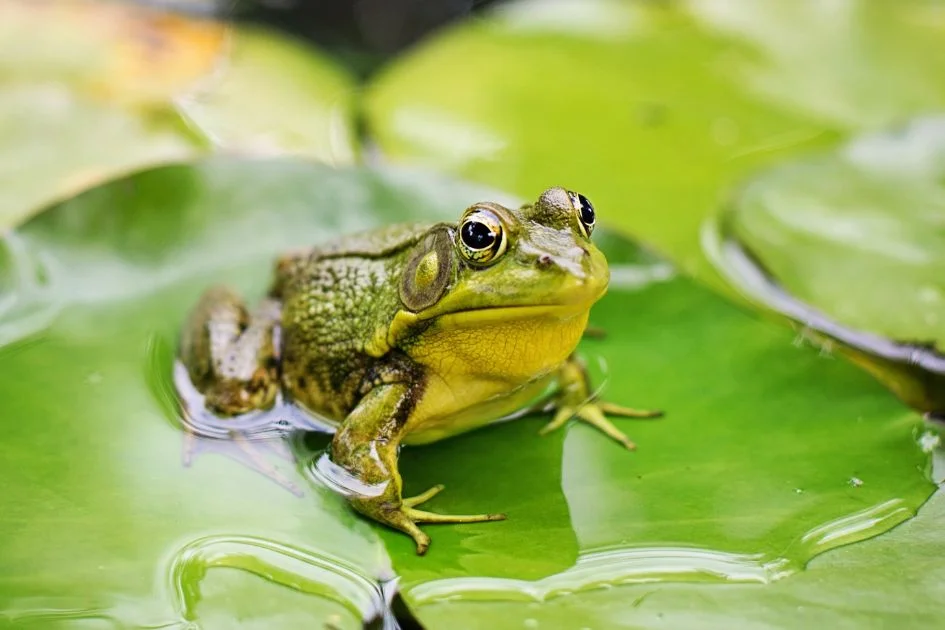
333 380 506 555
539 353 662 450
363 485 506 555
539 401 661 450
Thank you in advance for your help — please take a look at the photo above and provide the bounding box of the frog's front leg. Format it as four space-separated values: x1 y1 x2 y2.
179 286 281 416
330 374 505 555
539 353 663 450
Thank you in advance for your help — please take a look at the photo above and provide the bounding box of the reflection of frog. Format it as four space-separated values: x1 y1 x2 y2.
178 187 660 554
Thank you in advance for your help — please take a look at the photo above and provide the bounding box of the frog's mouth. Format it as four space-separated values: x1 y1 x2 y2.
429 302 593 328
419 280 607 327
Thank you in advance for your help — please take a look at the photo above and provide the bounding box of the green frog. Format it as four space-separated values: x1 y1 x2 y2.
178 187 660 554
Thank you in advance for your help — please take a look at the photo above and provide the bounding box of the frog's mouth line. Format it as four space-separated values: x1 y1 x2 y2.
425 302 595 326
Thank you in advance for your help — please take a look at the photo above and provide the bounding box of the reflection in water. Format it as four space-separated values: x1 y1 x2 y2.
146 333 339 497
701 216 945 414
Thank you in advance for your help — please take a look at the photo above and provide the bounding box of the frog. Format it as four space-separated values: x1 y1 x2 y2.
177 187 661 554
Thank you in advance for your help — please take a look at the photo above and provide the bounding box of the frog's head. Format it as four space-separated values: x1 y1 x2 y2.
400 187 608 324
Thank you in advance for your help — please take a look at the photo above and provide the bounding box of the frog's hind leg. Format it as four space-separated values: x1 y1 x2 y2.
330 364 505 555
178 286 281 416
539 353 662 450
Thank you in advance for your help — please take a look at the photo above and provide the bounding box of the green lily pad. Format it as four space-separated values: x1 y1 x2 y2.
710 116 945 412
364 0 945 293
0 157 934 627
175 24 359 163
0 0 357 228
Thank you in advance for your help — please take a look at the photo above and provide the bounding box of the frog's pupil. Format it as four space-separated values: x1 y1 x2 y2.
577 194 595 225
461 220 495 250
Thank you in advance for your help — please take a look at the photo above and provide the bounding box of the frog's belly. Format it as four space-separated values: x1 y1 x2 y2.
401 372 555 445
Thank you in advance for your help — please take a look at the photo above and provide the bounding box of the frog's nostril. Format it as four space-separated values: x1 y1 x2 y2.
537 254 553 268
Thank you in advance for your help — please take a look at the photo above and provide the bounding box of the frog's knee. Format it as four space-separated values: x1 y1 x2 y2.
204 371 278 416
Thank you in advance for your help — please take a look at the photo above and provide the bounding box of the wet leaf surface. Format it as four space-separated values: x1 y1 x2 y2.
0 157 933 627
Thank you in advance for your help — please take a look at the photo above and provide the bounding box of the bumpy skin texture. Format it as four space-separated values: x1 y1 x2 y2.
178 188 662 554
275 224 429 422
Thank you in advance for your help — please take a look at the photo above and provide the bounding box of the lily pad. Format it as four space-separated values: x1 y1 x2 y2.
364 0 945 293
0 0 357 228
710 115 945 412
0 157 933 627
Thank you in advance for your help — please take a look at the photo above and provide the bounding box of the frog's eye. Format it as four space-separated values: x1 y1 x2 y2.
567 190 595 237
457 208 507 265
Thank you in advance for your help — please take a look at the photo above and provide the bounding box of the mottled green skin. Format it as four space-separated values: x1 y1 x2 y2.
178 187 661 554
274 223 434 422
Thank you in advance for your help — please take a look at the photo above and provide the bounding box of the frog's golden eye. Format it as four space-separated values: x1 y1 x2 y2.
457 209 507 266
567 190 595 238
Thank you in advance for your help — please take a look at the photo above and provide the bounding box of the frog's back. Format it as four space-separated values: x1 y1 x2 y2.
277 223 435 420
313 223 434 258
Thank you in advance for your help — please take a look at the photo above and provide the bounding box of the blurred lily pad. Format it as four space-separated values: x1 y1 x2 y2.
0 0 357 228
711 116 945 412
0 157 933 627
364 0 945 292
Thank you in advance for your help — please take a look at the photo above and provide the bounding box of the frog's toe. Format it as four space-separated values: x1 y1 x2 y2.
598 401 663 419
416 534 431 556
539 406 574 436
404 507 507 525
576 403 638 450
398 507 504 555
403 484 445 507
380 508 432 555
402 485 506 525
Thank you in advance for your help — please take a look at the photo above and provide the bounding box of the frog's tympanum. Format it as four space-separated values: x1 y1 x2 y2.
178 187 661 554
